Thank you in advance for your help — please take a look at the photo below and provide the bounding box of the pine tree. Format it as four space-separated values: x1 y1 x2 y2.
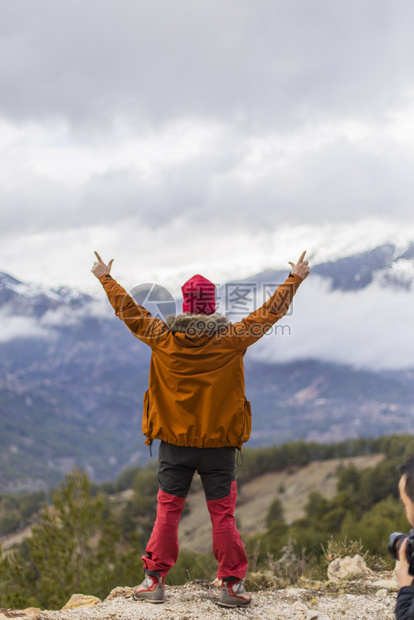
27 468 107 607
1 468 142 610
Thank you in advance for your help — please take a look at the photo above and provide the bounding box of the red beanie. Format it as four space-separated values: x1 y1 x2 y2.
181 274 216 315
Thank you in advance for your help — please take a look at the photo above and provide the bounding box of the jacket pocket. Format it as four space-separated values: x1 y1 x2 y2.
142 390 151 436
238 399 252 446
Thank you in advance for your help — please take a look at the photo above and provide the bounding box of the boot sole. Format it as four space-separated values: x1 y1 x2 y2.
217 600 251 608
133 596 164 604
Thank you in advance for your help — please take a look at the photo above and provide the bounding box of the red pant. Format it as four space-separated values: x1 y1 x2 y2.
143 483 248 580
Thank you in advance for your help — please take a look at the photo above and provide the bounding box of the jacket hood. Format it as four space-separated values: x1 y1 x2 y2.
164 313 228 335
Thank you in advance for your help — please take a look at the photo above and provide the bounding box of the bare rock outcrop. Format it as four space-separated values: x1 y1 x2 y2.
0 569 401 620
0 609 41 620
327 554 373 582
61 596 101 611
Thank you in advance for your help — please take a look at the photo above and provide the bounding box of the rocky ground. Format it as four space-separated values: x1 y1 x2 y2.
0 565 401 620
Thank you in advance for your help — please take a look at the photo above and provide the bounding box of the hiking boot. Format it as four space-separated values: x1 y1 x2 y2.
133 571 165 603
218 578 252 607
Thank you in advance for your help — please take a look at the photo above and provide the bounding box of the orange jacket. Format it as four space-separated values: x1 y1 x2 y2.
99 273 303 449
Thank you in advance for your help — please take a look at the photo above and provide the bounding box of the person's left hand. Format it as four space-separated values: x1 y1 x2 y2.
397 539 414 588
91 251 114 279
289 251 310 280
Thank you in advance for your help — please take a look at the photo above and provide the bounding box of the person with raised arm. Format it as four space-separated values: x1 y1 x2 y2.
92 250 310 607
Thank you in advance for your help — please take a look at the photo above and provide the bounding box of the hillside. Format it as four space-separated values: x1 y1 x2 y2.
179 453 384 553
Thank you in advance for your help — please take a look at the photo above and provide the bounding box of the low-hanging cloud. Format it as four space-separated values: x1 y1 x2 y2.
39 299 113 328
247 275 414 371
0 298 113 343
0 312 49 343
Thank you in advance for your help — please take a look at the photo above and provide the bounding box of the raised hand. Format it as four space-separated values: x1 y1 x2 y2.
288 251 310 280
91 251 114 279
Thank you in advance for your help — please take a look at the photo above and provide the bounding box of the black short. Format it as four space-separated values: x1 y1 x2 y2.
157 441 236 501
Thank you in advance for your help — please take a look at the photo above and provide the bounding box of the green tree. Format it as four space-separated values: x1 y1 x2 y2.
26 468 109 607
266 498 285 529
1 468 142 609
339 496 407 559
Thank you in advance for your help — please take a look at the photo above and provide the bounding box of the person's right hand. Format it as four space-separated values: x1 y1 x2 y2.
397 539 414 588
288 251 310 280
91 251 114 279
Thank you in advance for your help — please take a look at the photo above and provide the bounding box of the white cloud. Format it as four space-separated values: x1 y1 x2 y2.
40 299 112 328
2 114 414 242
248 275 414 371
0 297 112 342
0 313 49 342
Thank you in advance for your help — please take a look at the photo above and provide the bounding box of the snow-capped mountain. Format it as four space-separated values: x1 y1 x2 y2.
311 242 414 291
0 272 93 317
238 242 414 293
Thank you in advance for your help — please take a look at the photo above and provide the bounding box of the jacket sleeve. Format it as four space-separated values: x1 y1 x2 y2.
227 273 303 349
396 584 414 620
98 274 167 345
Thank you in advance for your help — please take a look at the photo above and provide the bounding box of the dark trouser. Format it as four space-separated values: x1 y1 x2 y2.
142 441 248 580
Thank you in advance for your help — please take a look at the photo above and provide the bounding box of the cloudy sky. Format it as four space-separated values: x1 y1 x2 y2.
1 0 414 295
